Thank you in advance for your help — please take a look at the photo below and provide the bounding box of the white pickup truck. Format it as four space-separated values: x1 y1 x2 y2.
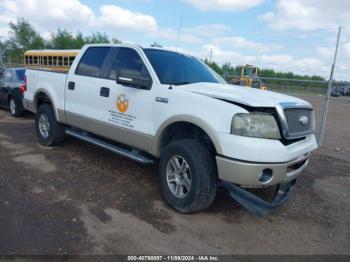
23 44 318 216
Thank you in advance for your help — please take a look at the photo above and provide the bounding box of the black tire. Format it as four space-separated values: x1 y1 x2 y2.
35 104 65 146
8 96 24 117
159 139 217 213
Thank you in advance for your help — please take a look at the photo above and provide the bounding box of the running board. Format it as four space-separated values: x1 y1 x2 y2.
65 129 155 165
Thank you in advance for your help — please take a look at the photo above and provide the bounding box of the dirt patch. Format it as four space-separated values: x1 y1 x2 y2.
0 140 33 155
13 154 57 173
0 154 91 255
0 95 349 255
307 153 350 178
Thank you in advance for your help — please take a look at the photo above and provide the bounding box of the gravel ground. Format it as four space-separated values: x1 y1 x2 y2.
0 95 349 255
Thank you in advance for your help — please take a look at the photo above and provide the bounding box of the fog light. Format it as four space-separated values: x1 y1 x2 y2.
259 168 273 183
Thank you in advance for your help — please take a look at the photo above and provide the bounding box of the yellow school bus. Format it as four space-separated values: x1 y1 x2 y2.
24 50 79 72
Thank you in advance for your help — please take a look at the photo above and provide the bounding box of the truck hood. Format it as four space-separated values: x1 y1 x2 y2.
175 82 311 108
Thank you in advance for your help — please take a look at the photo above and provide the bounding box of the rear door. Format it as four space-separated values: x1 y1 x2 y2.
65 46 115 126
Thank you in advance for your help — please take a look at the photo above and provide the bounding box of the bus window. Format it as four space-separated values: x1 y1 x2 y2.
52 56 57 66
69 57 75 66
58 56 63 66
64 57 69 66
33 56 38 65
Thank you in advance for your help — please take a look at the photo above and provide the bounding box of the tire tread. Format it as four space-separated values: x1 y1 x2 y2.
35 104 65 146
160 139 217 213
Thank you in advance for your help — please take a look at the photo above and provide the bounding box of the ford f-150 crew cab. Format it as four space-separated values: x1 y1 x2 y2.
23 44 319 216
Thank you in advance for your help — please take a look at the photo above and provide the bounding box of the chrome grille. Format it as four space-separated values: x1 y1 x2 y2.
283 108 313 139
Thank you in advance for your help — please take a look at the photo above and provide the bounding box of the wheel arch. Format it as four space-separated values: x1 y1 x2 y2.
153 115 223 157
7 93 12 103
7 89 17 103
33 89 61 121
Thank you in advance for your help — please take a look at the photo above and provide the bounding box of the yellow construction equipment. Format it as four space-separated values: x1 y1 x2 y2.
234 64 267 90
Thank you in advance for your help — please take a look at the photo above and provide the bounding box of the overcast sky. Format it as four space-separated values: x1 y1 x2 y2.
0 0 350 80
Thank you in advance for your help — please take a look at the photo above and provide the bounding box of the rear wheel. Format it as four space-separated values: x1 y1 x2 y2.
159 139 217 213
9 97 23 117
35 104 65 146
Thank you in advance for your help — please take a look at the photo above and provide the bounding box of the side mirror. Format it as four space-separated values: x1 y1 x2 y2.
116 70 152 90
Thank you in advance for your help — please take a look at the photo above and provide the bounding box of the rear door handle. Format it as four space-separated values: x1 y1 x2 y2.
100 87 110 97
68 81 75 90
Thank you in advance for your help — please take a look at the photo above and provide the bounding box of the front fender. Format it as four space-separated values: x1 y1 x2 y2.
152 114 224 157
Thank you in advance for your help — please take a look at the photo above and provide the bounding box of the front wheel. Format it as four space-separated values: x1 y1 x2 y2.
35 104 65 146
159 139 217 213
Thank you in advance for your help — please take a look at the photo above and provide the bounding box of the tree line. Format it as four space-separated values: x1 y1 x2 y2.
0 18 121 63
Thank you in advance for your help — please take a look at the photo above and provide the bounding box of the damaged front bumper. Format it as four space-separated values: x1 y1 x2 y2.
219 179 296 217
216 154 309 187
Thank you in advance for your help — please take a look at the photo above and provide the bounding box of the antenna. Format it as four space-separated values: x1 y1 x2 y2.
175 14 183 52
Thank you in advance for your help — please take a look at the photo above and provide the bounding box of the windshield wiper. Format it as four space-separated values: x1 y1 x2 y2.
171 81 191 86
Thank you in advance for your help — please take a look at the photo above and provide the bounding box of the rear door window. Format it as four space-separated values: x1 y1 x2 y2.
4 70 13 82
15 69 25 82
76 47 111 78
108 48 149 80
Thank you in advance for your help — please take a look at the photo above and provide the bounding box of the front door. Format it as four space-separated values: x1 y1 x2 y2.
101 47 155 135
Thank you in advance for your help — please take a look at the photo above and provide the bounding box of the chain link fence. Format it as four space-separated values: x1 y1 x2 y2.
0 57 24 77
2 57 24 68
224 75 329 96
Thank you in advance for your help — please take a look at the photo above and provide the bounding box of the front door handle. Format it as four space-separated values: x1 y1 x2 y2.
100 87 110 97
68 81 75 90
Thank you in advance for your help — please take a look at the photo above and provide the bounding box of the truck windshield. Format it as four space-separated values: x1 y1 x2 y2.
243 68 256 76
144 49 225 85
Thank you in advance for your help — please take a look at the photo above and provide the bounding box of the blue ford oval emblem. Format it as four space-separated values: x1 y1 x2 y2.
299 115 309 125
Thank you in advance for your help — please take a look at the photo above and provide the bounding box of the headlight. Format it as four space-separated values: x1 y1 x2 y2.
231 113 281 139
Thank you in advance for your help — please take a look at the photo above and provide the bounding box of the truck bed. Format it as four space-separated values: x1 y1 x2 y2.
24 69 67 117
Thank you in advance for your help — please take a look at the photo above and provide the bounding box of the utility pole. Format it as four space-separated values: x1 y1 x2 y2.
0 44 4 75
209 48 213 63
319 26 341 145
175 15 183 52
0 36 3 67
0 47 3 66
